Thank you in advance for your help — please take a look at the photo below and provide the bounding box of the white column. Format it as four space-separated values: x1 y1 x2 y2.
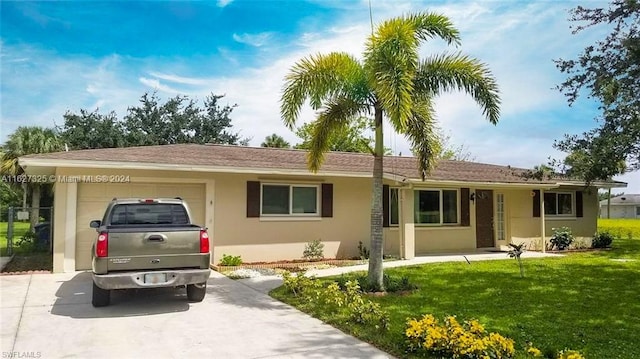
64 182 77 272
401 188 415 259
205 180 215 264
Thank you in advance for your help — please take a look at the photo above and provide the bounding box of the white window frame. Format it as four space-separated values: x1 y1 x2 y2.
260 183 320 217
495 193 506 241
413 188 460 226
544 191 575 217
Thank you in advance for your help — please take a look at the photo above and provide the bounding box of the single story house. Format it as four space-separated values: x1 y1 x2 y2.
19 144 626 273
599 194 640 218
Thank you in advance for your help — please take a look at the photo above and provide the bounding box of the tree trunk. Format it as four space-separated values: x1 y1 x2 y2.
30 183 41 231
367 105 385 291
607 187 611 219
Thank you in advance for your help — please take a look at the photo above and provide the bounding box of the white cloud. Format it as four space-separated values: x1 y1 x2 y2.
232 32 273 47
216 0 233 8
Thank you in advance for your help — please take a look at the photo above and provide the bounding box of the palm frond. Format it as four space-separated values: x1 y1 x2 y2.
415 53 501 124
403 98 441 179
307 97 366 172
280 52 366 129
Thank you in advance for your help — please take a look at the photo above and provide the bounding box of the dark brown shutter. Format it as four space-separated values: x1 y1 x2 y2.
321 183 333 218
532 190 541 217
383 185 390 227
461 188 470 226
576 191 583 217
246 181 260 218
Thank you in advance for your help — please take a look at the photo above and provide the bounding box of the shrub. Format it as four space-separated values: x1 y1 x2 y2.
336 273 417 293
283 272 389 330
550 227 574 250
357 241 370 260
16 231 47 252
219 254 242 266
406 314 515 358
302 239 324 261
507 243 526 278
592 231 614 248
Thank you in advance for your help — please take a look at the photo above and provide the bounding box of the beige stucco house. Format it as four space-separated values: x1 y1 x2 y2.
19 144 626 273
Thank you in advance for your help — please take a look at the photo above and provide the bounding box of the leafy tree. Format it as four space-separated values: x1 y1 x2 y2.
1 127 62 229
261 134 290 148
59 92 247 149
58 109 127 149
435 129 476 161
280 12 500 289
295 117 374 153
554 0 640 182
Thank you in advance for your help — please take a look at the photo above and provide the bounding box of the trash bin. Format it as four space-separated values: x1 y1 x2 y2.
33 222 51 250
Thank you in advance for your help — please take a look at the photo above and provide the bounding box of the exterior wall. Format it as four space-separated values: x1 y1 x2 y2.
212 174 372 264
508 187 599 250
48 164 604 272
599 204 639 219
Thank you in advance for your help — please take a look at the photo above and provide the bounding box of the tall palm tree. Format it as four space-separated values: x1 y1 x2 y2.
261 133 291 148
1 126 63 229
280 12 500 289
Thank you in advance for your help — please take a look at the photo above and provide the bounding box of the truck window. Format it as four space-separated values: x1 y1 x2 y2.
110 204 189 225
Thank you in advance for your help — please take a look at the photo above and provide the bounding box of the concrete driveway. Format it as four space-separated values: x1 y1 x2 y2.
1 271 391 359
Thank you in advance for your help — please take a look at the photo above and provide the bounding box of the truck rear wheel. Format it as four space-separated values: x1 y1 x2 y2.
186 282 206 302
92 282 111 307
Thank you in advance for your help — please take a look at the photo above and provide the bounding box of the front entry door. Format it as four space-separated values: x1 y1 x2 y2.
475 190 495 248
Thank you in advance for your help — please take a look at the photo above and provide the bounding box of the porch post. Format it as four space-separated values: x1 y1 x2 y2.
400 188 415 259
540 188 546 253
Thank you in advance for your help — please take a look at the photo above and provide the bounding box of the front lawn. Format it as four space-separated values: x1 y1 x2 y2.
0 221 31 256
272 226 640 358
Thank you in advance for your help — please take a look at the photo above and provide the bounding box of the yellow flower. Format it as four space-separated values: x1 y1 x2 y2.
527 346 542 357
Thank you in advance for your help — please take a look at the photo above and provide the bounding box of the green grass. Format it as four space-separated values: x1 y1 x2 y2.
598 218 640 239
0 221 31 256
272 222 640 358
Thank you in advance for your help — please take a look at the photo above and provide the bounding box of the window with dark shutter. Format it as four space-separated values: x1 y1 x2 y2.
576 191 583 218
461 188 470 226
247 181 260 218
383 185 390 227
321 183 333 217
532 190 541 218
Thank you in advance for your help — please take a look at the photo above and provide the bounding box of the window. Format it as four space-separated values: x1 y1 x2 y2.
544 192 574 216
390 188 399 225
261 184 318 215
110 204 189 225
414 189 458 225
496 193 505 241
636 206 640 216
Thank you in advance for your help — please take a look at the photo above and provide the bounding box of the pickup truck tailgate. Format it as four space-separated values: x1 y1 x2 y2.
106 226 205 271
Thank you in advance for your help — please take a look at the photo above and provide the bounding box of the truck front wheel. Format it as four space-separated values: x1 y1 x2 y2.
92 282 111 307
186 282 206 302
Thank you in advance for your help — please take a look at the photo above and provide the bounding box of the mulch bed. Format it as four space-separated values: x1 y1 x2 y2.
212 258 366 272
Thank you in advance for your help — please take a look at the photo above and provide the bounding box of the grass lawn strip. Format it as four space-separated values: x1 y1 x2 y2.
272 220 640 358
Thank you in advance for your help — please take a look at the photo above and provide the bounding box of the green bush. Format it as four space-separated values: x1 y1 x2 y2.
281 271 389 330
550 227 574 250
592 231 614 248
336 273 416 293
357 241 370 260
302 239 324 261
219 254 242 266
16 231 47 253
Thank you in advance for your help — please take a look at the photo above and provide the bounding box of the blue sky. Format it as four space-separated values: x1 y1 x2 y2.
1 0 637 192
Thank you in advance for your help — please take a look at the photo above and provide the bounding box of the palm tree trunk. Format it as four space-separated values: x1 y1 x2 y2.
367 106 385 291
30 183 41 231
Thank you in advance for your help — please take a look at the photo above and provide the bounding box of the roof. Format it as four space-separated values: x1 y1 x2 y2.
19 144 625 187
599 194 640 205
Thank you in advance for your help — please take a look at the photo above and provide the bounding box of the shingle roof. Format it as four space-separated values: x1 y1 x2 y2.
18 144 582 185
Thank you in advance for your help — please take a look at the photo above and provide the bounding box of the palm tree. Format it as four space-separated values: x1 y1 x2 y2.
280 12 500 290
1 126 63 229
261 133 291 148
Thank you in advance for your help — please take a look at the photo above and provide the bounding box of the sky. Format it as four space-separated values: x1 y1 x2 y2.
1 0 637 193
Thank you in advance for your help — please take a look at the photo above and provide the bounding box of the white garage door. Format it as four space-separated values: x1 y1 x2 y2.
75 182 206 270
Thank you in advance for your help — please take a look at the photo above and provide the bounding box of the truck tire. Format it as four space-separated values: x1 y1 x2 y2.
186 282 206 302
92 282 111 307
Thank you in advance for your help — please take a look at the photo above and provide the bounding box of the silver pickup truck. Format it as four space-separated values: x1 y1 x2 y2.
89 198 211 307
